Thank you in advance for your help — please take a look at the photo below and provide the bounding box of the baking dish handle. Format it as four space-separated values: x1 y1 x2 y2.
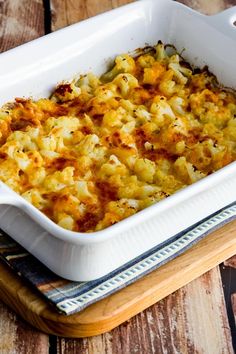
206 7 236 40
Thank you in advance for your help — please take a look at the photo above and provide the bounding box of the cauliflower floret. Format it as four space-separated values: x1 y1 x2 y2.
52 82 81 102
174 156 206 184
133 106 151 124
171 117 189 136
0 111 9 121
120 121 136 134
99 155 128 177
45 116 80 139
40 150 60 159
76 181 92 200
143 62 165 85
14 151 31 171
96 198 139 230
159 73 177 97
0 140 21 159
155 42 168 61
0 160 20 191
136 184 162 199
58 214 75 230
94 84 117 101
22 189 46 209
26 127 40 140
169 96 186 115
7 131 37 151
103 110 123 128
77 134 99 155
137 54 155 68
113 73 139 98
168 55 192 85
38 135 57 151
101 54 136 82
103 107 134 129
27 167 46 186
134 158 156 183
150 96 175 123
76 73 100 93
45 167 74 191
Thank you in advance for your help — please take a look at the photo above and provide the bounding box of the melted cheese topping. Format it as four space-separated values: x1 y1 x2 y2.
1 43 236 232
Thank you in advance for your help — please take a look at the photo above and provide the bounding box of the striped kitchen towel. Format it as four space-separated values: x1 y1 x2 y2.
0 202 236 315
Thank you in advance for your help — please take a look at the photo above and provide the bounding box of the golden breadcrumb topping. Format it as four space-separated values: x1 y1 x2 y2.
0 42 236 232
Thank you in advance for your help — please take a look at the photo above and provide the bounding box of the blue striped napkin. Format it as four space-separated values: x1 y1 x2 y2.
0 202 235 315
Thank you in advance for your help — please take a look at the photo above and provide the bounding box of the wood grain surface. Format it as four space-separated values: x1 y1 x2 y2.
179 0 236 14
56 268 233 354
224 255 236 268
0 0 236 353
0 301 49 354
0 0 44 52
51 0 134 31
232 294 236 324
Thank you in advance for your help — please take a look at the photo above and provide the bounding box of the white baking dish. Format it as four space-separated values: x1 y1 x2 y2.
0 0 236 281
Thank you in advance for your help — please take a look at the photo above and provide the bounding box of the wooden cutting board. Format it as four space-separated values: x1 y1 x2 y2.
0 219 235 338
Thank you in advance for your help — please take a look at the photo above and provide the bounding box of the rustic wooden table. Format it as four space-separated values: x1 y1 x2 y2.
0 0 236 353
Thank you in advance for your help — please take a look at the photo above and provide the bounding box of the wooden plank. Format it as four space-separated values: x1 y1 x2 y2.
178 0 236 15
51 0 134 31
0 300 49 354
220 263 236 350
56 268 233 353
224 255 236 268
232 294 236 325
0 219 235 339
0 0 44 52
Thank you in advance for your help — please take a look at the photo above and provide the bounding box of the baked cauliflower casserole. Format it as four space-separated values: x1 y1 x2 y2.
0 43 236 232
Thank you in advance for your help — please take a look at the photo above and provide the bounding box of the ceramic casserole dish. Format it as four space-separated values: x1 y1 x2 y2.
0 0 236 281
